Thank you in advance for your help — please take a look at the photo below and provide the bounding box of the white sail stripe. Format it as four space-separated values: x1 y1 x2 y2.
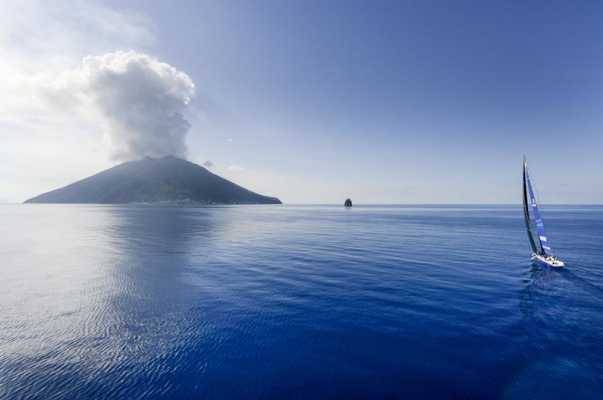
539 236 547 242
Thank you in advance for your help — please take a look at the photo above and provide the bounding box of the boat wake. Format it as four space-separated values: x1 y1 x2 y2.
559 268 603 302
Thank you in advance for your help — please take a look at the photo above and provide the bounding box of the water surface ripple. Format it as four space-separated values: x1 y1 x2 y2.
0 204 601 399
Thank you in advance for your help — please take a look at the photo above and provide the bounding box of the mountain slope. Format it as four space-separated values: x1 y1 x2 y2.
24 156 282 204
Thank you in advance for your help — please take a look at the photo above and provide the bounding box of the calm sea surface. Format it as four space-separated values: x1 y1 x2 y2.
0 204 602 399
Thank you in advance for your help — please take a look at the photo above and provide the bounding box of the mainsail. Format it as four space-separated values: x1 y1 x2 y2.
522 160 538 254
524 161 553 255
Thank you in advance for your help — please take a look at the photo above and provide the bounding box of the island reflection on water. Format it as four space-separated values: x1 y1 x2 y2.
0 204 602 399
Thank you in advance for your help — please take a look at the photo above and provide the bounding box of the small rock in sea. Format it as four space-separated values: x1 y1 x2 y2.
345 198 353 207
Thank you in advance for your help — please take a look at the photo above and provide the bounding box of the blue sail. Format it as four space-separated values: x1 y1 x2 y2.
525 169 553 255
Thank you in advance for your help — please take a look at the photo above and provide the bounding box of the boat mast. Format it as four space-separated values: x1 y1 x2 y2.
523 158 538 254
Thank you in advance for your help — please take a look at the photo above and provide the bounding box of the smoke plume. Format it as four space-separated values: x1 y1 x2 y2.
77 51 195 160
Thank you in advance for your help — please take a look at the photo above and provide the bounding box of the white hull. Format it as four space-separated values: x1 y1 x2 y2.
532 253 564 268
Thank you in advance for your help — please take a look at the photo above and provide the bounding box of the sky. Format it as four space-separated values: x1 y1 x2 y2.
0 0 601 204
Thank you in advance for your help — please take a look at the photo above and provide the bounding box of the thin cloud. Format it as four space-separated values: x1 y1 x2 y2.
0 1 175 201
3 51 196 162
228 165 245 173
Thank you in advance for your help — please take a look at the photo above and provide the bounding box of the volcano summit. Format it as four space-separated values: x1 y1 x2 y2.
25 156 281 205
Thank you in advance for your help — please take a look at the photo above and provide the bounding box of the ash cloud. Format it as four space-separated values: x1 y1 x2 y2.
202 160 214 168
80 51 195 161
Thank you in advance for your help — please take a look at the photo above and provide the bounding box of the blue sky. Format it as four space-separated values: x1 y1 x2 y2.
1 0 601 203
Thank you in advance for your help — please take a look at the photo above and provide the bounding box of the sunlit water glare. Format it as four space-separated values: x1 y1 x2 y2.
1 204 601 399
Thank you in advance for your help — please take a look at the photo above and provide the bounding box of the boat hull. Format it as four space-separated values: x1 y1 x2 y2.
532 253 564 268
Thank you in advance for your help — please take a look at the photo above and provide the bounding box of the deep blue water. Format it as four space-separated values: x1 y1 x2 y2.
0 204 602 399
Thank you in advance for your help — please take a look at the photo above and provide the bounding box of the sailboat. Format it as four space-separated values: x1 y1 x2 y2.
522 157 564 268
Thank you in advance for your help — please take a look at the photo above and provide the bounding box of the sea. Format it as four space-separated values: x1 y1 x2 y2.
0 204 601 399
